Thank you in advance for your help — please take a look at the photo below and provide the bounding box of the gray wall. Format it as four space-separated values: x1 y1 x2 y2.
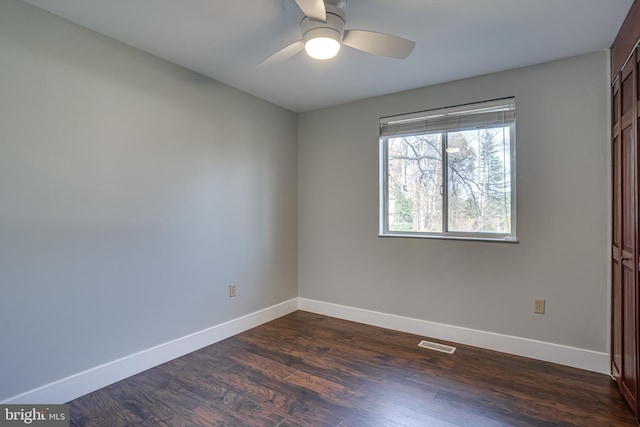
0 0 298 401
299 51 609 353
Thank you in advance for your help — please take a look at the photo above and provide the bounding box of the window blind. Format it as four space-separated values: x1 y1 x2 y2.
380 98 516 138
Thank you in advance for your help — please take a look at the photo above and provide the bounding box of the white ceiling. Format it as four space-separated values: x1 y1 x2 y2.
20 0 633 113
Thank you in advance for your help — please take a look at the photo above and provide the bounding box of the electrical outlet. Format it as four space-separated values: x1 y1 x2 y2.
534 298 545 314
229 284 236 298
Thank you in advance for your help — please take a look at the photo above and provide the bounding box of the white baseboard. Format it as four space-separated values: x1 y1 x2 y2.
2 298 299 404
3 296 609 404
298 298 609 374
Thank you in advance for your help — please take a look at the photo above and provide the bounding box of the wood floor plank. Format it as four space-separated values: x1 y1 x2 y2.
68 390 144 427
67 311 637 426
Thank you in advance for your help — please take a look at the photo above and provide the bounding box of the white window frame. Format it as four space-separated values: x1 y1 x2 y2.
379 98 517 242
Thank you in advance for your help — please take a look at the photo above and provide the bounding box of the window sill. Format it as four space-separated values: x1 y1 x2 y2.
378 232 519 243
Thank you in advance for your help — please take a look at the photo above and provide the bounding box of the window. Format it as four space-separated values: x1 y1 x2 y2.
379 98 516 241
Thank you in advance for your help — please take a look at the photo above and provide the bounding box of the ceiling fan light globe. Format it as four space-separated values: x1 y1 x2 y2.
305 37 341 60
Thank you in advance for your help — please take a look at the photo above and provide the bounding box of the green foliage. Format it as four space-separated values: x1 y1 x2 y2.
391 222 415 232
446 128 510 233
394 190 414 229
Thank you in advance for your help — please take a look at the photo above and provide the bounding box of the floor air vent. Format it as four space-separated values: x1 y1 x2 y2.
418 340 456 354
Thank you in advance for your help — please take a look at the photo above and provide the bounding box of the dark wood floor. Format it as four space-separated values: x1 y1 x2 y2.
68 311 636 426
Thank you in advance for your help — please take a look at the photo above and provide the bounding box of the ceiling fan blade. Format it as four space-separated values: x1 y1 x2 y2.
257 40 305 69
343 30 416 59
294 0 326 22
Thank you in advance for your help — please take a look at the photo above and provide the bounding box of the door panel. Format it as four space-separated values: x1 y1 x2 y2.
613 73 622 381
611 8 640 419
613 254 622 380
622 261 638 409
620 113 637 411
612 106 622 380
612 49 639 417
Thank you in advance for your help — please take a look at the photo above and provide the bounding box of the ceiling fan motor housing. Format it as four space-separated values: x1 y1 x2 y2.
300 5 346 44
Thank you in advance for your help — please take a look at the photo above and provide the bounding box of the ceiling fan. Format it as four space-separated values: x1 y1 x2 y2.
257 0 416 68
